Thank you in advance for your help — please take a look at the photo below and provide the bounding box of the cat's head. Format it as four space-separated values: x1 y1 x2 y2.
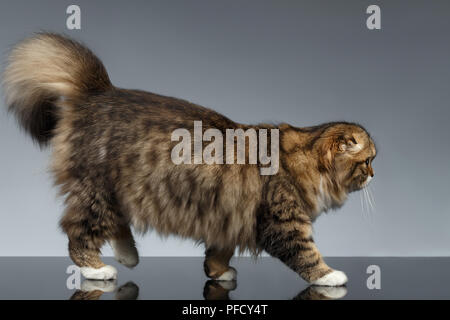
317 123 376 193
281 122 376 195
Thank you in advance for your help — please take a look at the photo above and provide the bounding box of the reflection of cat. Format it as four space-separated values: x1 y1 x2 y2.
3 33 376 286
293 286 347 300
202 281 346 300
70 281 139 300
203 280 237 300
70 280 344 300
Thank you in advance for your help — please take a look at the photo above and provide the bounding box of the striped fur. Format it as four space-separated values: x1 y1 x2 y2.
2 33 376 284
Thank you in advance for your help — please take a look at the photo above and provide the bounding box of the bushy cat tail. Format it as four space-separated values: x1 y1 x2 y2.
2 32 113 146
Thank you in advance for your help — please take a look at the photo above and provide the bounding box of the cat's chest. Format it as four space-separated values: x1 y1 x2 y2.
313 177 340 216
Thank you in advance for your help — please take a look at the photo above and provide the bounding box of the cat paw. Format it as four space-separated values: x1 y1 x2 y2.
312 270 348 286
80 265 118 280
216 267 237 281
111 239 139 268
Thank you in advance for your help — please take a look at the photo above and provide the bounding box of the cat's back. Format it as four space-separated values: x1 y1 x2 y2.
51 87 238 176
81 88 237 132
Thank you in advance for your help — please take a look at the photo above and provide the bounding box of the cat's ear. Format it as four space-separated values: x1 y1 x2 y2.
337 135 359 153
319 134 359 170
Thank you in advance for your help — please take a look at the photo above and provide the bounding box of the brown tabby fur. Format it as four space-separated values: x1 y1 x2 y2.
2 33 376 283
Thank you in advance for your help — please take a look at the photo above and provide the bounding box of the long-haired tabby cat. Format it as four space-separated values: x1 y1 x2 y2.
2 33 376 286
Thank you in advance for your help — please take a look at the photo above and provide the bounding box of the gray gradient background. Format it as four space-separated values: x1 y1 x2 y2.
0 0 449 257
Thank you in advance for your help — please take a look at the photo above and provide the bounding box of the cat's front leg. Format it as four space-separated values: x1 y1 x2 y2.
257 180 347 286
258 211 347 286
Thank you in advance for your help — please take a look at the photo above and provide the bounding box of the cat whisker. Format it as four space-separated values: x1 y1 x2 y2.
360 189 366 217
368 188 374 212
367 186 375 213
364 187 374 221
368 186 376 211
364 187 370 211
363 187 369 215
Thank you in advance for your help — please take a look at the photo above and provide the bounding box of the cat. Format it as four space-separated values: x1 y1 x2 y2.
2 33 376 286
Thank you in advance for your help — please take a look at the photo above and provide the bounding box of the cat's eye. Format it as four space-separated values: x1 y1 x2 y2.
365 158 370 165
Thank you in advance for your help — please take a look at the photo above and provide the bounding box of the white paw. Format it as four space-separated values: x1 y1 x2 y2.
216 267 237 281
81 280 117 292
110 239 139 268
312 286 347 299
80 265 118 280
312 270 348 286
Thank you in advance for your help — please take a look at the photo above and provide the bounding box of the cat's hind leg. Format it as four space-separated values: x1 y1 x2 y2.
109 224 139 268
60 187 127 280
204 247 237 281
68 237 117 280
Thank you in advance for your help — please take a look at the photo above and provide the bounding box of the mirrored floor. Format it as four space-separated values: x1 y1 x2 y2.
0 257 448 300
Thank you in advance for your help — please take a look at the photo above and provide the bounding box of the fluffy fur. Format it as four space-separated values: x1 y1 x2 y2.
2 33 376 285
